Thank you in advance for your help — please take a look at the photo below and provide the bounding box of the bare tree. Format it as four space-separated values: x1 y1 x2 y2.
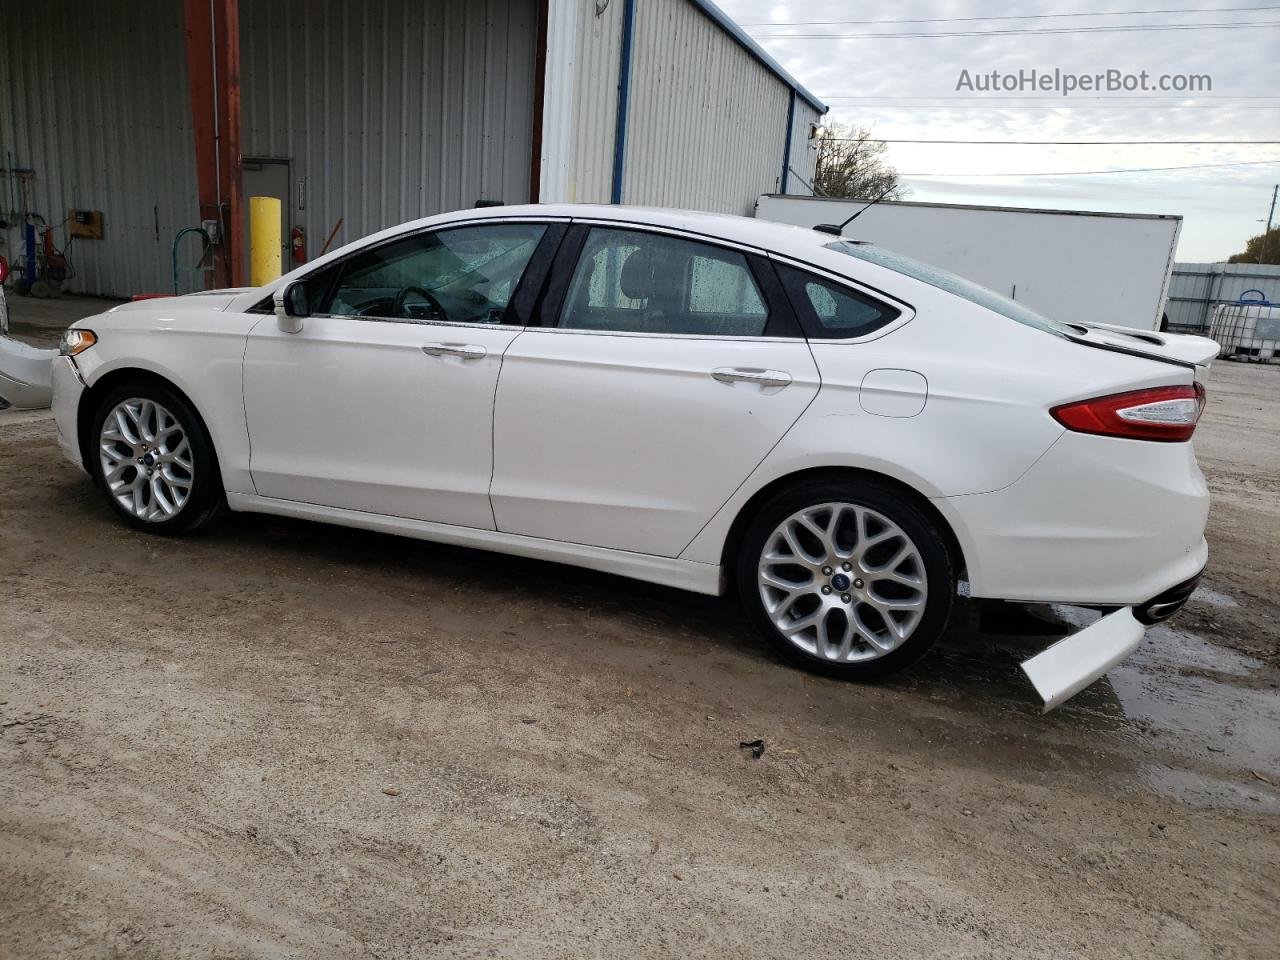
813 125 907 201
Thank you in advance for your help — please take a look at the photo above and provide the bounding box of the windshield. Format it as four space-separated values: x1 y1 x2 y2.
824 241 1068 336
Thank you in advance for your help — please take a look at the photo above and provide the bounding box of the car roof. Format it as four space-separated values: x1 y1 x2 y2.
462 202 817 245
337 202 836 265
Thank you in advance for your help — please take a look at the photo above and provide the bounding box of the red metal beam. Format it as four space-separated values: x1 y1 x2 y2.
217 0 243 286
183 0 242 288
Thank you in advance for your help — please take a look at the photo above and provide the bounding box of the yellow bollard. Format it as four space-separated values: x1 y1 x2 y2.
248 196 282 286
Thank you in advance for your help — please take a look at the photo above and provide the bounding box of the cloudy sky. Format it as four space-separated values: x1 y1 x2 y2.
717 0 1280 261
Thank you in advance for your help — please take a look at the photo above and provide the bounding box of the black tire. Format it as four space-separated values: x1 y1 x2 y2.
88 380 223 535
736 478 955 680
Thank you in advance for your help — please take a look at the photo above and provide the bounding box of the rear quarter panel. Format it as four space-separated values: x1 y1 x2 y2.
680 284 1196 566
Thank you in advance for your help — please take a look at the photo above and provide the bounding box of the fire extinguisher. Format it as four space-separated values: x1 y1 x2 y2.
291 226 306 264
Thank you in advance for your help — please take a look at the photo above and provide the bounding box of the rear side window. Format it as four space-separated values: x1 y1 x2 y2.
778 264 901 339
557 228 771 337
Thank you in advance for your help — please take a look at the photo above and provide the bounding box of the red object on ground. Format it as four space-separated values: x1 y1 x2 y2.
130 294 175 301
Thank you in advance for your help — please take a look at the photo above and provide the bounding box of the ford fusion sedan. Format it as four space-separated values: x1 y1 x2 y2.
49 205 1218 709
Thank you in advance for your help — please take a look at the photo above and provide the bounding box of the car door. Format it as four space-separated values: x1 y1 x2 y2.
243 220 562 529
490 223 821 557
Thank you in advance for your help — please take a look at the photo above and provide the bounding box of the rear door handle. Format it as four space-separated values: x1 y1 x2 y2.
711 367 792 388
422 342 487 360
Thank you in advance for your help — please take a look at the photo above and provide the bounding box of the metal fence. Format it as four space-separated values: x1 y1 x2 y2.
1166 261 1280 332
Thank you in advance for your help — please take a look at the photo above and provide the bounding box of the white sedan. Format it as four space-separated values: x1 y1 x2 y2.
48 205 1217 708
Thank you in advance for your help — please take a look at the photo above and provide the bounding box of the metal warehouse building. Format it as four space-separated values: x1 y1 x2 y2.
0 0 825 298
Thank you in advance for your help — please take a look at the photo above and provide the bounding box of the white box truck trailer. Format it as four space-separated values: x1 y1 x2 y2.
755 195 1182 331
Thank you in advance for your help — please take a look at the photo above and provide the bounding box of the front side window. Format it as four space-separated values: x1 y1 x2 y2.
316 223 546 324
557 228 770 337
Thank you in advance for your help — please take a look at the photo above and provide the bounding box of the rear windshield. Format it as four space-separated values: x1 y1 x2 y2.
824 241 1067 336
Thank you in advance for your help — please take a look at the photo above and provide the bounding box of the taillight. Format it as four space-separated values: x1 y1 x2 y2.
1050 382 1205 442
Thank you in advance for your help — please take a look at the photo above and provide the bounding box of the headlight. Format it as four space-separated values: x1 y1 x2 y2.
59 329 97 357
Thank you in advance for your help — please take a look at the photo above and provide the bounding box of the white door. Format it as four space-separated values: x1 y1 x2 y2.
491 225 821 557
243 221 550 528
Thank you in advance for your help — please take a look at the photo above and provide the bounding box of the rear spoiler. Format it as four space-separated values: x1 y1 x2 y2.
1063 322 1219 371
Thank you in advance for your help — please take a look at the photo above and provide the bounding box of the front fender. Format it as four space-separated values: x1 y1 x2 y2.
73 324 255 495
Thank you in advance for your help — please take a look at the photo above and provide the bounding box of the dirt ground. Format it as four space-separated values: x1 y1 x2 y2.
2 296 1278 958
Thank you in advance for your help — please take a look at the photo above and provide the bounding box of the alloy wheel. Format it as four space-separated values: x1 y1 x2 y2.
757 502 929 662
99 397 195 522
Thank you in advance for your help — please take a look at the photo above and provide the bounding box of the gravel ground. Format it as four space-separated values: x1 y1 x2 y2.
1 302 1277 958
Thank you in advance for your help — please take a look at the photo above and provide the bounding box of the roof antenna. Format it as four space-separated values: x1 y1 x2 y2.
813 184 897 236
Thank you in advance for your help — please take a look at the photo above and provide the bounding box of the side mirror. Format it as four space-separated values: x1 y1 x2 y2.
274 281 309 334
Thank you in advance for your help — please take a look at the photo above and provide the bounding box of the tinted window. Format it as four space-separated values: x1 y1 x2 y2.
557 228 769 336
317 223 546 324
778 265 900 339
824 240 1065 336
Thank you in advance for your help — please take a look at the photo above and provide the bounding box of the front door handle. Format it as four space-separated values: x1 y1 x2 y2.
711 367 792 388
422 342 487 360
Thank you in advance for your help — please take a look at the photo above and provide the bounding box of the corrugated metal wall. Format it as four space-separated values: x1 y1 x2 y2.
785 100 821 195
2 0 815 296
240 0 537 252
1167 261 1280 331
0 0 198 297
620 0 792 215
567 0 624 203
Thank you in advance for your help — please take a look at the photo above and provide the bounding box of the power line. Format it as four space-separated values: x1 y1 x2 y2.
752 20 1280 39
821 102 1280 110
819 138 1280 145
740 5 1280 27
900 159 1280 177
819 95 1275 101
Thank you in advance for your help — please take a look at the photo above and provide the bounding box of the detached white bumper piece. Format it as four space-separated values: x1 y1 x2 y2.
0 335 58 409
1021 607 1145 712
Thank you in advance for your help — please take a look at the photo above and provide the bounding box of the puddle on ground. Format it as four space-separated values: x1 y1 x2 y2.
1142 766 1280 814
1056 607 1278 780
921 601 1280 811
1051 604 1260 677
1106 656 1280 768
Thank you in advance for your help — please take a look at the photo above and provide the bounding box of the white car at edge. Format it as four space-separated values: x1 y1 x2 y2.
48 205 1218 709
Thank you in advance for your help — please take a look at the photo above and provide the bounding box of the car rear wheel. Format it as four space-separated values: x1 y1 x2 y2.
90 382 222 534
737 479 955 679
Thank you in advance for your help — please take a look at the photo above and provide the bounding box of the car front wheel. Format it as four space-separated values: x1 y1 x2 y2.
90 382 222 534
737 480 955 679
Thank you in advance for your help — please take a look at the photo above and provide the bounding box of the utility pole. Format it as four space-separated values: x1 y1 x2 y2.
1262 184 1278 264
